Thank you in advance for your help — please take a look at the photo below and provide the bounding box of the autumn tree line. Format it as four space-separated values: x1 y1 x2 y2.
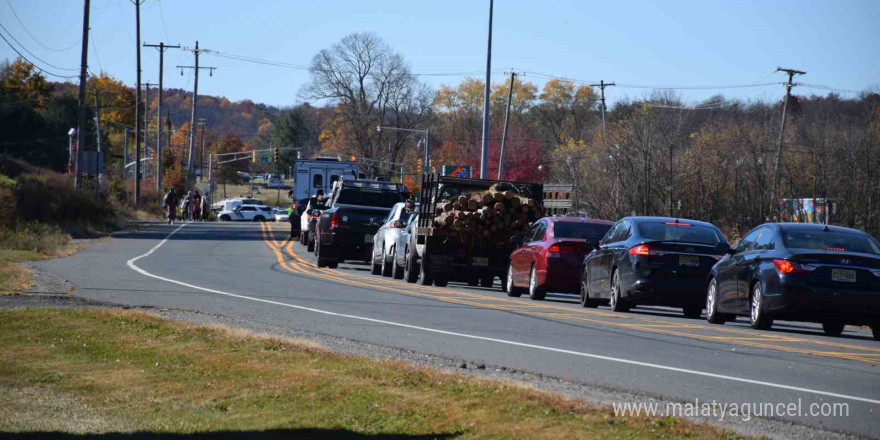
2 31 879 238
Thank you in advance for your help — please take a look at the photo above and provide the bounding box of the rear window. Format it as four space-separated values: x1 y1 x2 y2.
337 189 402 208
638 222 725 246
782 230 880 254
554 222 612 240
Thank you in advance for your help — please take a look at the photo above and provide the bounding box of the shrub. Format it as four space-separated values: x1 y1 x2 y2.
0 222 70 254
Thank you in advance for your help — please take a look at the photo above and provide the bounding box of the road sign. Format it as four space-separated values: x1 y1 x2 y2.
442 165 471 178
260 156 271 163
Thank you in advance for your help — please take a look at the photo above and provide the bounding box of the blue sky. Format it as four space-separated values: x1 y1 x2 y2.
2 0 878 107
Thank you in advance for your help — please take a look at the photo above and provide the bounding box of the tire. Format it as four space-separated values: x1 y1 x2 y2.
219 214 231 222
419 253 433 286
749 283 773 330
822 321 845 337
404 247 419 283
609 270 630 313
580 266 598 308
391 249 405 280
381 247 393 277
253 216 265 222
528 265 546 301
316 236 333 269
505 262 523 297
300 229 308 245
307 232 315 253
871 324 880 341
480 276 494 288
370 252 382 275
434 278 448 287
682 305 702 319
705 278 728 324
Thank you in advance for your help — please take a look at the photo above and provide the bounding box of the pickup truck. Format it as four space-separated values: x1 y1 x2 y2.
314 179 409 268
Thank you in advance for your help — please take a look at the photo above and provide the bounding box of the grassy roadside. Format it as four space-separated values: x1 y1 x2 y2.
0 226 78 295
0 308 752 439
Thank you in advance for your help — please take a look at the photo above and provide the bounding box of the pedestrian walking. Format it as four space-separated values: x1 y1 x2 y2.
201 193 211 221
192 190 202 221
162 188 179 225
182 191 193 221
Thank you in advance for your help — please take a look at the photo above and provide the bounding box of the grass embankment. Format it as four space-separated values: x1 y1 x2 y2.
0 308 751 439
0 157 121 294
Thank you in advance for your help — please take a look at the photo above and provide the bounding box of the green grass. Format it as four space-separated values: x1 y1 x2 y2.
0 308 754 439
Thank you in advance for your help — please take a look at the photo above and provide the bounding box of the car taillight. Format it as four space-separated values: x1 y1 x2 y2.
330 212 341 229
827 247 845 252
664 221 691 226
548 244 576 258
773 259 816 274
628 244 651 257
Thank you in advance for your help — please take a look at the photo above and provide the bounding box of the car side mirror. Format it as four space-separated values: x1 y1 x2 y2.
392 220 403 228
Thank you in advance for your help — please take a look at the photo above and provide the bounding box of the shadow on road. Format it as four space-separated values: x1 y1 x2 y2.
3 430 461 440
114 223 270 242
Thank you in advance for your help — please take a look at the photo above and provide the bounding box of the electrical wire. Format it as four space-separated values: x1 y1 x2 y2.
0 30 78 79
4 0 80 52
0 21 78 71
795 83 863 95
157 0 171 41
89 28 103 73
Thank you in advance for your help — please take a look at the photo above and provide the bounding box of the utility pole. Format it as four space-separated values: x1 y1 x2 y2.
770 67 805 220
178 41 216 183
74 0 90 190
497 70 517 180
93 90 103 192
133 0 144 206
479 0 493 179
144 43 180 191
198 119 207 182
142 81 156 178
589 80 615 148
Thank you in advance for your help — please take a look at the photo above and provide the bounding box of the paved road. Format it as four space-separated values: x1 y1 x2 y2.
34 222 880 438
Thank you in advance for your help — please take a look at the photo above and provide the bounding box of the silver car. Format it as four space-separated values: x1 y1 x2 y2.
371 202 417 277
392 213 420 280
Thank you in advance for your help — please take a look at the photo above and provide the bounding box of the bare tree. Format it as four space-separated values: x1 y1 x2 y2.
302 32 433 172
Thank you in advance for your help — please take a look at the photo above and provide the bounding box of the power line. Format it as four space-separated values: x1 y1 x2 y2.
89 28 103 73
0 30 78 79
0 21 78 71
203 49 490 78
4 0 80 52
795 83 862 95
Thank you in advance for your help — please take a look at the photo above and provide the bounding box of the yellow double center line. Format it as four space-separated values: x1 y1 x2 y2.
259 222 880 365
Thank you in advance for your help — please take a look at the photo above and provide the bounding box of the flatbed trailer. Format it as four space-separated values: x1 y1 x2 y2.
413 173 545 288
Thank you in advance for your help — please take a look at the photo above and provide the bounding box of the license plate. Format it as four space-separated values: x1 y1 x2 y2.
679 255 700 267
364 234 373 243
831 269 856 283
472 257 489 266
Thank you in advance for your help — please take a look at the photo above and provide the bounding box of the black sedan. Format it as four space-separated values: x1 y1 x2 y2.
706 223 880 339
582 217 730 317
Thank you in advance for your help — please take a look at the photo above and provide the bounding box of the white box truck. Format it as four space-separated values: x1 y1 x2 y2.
292 157 360 204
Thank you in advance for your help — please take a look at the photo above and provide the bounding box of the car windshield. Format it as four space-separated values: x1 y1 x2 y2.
337 190 402 208
638 222 724 245
553 222 612 240
782 229 880 254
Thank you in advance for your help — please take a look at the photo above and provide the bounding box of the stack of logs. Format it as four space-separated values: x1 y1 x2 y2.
433 184 543 237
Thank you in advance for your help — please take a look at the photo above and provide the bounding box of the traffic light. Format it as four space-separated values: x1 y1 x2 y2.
252 151 257 163
273 148 280 163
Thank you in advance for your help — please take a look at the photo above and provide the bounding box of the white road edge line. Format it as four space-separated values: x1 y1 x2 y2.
127 222 880 406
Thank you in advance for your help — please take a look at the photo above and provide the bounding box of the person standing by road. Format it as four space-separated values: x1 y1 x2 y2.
192 190 202 221
162 188 179 225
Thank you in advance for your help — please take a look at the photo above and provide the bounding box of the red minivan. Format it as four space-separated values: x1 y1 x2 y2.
506 217 614 300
